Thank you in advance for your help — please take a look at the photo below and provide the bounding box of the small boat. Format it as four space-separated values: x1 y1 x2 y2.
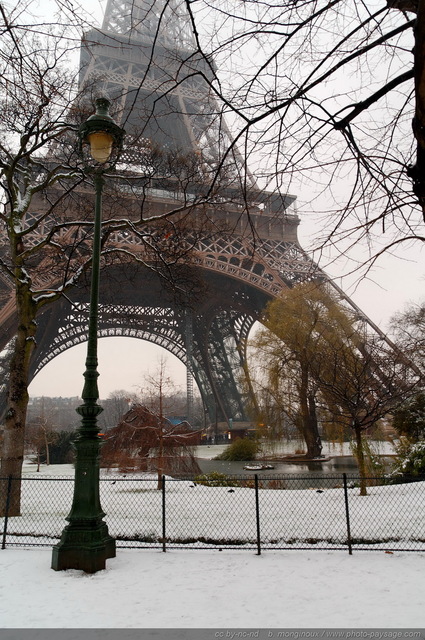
243 464 275 471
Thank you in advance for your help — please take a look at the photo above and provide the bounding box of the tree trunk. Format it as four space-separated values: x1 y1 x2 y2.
410 0 425 219
299 366 322 459
0 285 37 516
308 392 322 458
354 423 368 496
43 428 50 466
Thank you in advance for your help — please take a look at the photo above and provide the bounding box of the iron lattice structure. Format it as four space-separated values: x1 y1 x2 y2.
0 0 391 426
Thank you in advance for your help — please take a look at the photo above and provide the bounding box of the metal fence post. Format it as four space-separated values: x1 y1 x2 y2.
1 476 13 550
162 474 166 552
343 473 353 555
254 474 261 555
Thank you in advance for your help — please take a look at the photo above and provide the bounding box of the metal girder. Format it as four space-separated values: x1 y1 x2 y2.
101 0 196 49
26 277 260 423
204 310 255 422
79 0 258 189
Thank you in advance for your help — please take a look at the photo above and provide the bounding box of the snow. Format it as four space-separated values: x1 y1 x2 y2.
16 458 424 550
14 188 33 216
3 456 423 629
2 482 397 549
0 548 424 628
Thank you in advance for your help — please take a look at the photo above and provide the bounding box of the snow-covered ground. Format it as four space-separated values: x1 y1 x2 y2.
12 460 425 550
2 454 424 629
0 547 424 628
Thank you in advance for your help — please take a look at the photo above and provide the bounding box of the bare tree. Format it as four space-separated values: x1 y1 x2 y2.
101 404 201 480
0 5 90 514
5 0 422 515
391 301 425 374
313 333 419 494
98 390 139 432
25 420 58 472
0 2 222 515
181 0 424 265
141 356 180 488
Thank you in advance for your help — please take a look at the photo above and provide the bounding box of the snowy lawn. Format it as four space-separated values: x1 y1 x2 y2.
2 461 424 629
0 547 424 628
4 467 425 551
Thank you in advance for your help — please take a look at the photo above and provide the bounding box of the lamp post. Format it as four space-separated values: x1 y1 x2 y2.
52 98 125 573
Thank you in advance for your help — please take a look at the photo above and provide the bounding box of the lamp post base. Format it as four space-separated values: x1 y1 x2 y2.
51 522 116 573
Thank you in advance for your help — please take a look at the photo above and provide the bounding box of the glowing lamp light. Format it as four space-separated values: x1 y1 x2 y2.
87 131 114 164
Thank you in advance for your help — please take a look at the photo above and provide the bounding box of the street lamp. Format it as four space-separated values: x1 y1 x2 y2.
52 97 125 573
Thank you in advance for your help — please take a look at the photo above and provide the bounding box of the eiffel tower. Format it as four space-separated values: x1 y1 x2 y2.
0 0 387 428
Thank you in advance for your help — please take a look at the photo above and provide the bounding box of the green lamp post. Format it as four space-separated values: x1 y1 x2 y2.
52 97 125 573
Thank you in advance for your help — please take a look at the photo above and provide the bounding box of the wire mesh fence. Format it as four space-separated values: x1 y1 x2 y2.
1 473 424 553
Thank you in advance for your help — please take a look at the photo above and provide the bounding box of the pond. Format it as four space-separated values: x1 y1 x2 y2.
194 443 395 488
196 454 360 476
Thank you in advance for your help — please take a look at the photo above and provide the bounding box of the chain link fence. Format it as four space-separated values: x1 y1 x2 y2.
1 473 424 553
